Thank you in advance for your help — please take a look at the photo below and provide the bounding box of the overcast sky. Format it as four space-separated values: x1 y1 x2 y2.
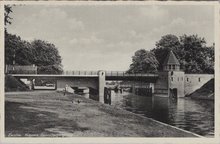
6 4 215 71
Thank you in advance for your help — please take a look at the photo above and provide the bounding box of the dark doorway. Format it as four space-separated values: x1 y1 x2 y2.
173 88 177 98
170 88 177 99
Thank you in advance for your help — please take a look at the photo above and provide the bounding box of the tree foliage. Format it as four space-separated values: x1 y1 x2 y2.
5 33 63 74
5 32 35 65
151 34 214 74
127 49 159 73
128 34 214 74
4 5 13 26
31 40 63 74
4 6 63 74
179 35 214 74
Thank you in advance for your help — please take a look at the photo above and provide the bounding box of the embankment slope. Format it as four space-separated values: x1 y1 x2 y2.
188 78 214 100
5 75 29 92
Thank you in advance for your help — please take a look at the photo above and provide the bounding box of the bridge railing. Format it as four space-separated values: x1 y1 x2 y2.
62 71 99 75
62 71 158 76
5 65 37 74
105 71 158 77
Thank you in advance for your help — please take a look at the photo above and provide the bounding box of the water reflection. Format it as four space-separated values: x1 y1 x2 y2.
110 91 214 137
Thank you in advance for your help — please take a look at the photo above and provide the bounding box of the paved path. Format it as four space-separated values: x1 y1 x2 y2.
5 91 200 137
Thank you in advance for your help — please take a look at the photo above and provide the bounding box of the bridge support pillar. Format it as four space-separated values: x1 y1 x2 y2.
150 83 154 94
55 80 57 90
132 85 135 94
29 79 35 90
98 70 105 103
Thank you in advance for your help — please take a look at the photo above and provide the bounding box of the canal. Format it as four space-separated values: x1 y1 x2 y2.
110 91 214 137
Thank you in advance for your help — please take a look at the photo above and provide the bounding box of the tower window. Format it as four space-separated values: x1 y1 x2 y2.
171 77 173 81
187 78 189 82
172 65 175 70
198 77 201 82
169 65 171 70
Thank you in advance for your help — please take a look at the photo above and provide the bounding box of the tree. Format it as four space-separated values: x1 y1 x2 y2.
151 34 214 74
179 35 214 74
31 40 63 74
127 49 159 73
4 5 63 74
5 33 63 74
5 33 34 65
4 5 13 26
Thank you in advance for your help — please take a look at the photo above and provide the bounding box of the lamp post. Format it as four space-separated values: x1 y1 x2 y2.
12 48 16 71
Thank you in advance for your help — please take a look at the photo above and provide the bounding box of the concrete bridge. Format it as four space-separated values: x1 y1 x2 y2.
9 70 158 103
7 51 214 101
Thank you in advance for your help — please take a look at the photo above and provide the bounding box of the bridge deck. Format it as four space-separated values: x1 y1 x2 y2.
7 71 158 81
9 74 99 78
9 73 158 78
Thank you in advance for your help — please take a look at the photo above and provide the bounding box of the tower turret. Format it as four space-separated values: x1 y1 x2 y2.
162 50 180 71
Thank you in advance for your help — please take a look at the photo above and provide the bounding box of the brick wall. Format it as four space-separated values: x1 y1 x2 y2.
169 71 185 97
184 74 214 95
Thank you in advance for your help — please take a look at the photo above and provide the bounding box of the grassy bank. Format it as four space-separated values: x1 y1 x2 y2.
5 91 198 137
188 78 214 100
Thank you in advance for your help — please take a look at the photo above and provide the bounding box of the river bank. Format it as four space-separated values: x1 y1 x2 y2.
5 91 199 137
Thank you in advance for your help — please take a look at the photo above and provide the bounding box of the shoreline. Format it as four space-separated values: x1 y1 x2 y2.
111 102 204 138
5 91 200 137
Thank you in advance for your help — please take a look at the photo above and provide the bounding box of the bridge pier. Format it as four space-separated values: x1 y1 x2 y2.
150 83 154 93
55 80 57 90
29 79 35 90
130 85 135 94
98 70 105 103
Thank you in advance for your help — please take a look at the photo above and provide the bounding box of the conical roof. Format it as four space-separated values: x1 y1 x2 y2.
163 50 180 66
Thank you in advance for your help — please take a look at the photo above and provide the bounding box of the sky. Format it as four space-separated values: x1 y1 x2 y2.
6 4 215 71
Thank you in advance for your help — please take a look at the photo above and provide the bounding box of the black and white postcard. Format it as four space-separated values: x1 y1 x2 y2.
0 1 219 144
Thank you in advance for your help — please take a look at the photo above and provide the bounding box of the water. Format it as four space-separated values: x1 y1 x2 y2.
110 91 214 137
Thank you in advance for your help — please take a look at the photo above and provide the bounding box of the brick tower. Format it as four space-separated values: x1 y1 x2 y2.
155 50 185 97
